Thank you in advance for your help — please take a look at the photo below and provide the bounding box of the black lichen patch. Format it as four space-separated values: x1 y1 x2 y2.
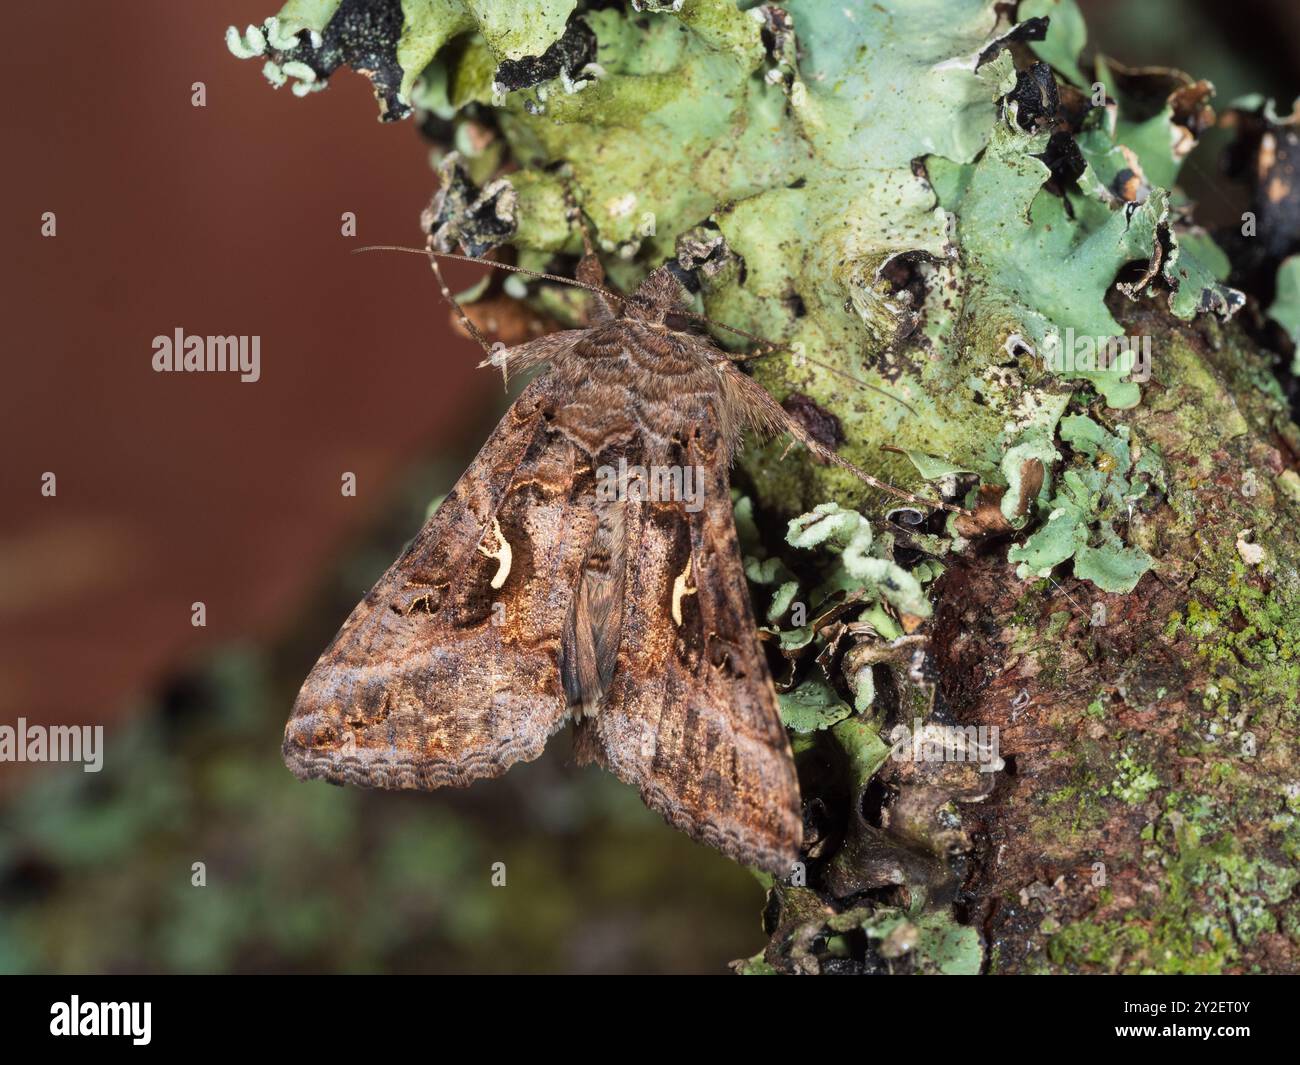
758 4 796 64
1009 62 1060 130
423 156 516 257
976 15 1048 66
1038 129 1087 188
782 393 844 450
673 226 738 288
267 0 409 120
493 18 597 93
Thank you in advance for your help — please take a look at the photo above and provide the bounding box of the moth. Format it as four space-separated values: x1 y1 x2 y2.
282 223 956 875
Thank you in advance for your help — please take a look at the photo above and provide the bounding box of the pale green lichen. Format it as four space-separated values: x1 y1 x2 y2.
229 0 581 107
778 677 852 734
231 0 1243 518
905 403 1162 592
738 496 942 728
275 0 340 37
1267 255 1300 374
1048 808 1300 972
1106 750 1161 805
1006 414 1161 592
785 503 933 618
861 907 983 975
1019 0 1086 87
233 0 1248 546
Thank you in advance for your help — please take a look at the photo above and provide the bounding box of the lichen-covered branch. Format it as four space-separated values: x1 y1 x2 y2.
229 0 1300 973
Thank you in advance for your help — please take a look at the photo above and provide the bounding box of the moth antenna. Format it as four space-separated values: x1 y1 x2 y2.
790 417 967 513
352 245 629 305
360 246 918 415
826 451 967 514
730 368 969 515
672 308 778 350
420 251 492 351
799 357 920 417
354 244 632 387
671 308 920 416
800 432 968 514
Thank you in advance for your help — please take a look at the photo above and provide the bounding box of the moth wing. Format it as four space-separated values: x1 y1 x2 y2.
284 374 596 789
576 422 802 875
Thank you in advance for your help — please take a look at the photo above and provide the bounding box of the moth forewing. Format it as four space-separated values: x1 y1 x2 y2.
573 413 802 874
283 376 593 790
286 257 944 877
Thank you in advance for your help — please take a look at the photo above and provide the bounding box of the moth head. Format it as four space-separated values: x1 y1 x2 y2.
622 265 691 325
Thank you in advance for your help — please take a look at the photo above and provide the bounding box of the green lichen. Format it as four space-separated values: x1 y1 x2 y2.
739 495 942 725
785 503 934 618
230 0 1256 508
733 951 778 975
1006 414 1161 592
778 675 851 734
234 0 1241 518
1165 559 1300 710
1106 750 1160 805
275 0 342 36
861 908 983 975
230 0 1251 563
1267 255 1300 374
1048 814 1299 972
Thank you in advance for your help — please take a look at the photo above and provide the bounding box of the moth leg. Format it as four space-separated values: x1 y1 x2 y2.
421 246 513 385
475 329 587 379
569 200 616 322
721 364 969 515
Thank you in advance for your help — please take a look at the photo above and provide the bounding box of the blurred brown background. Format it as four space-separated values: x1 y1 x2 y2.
0 0 1296 974
1 0 495 730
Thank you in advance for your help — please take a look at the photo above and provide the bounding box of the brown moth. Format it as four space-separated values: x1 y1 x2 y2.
283 229 955 875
